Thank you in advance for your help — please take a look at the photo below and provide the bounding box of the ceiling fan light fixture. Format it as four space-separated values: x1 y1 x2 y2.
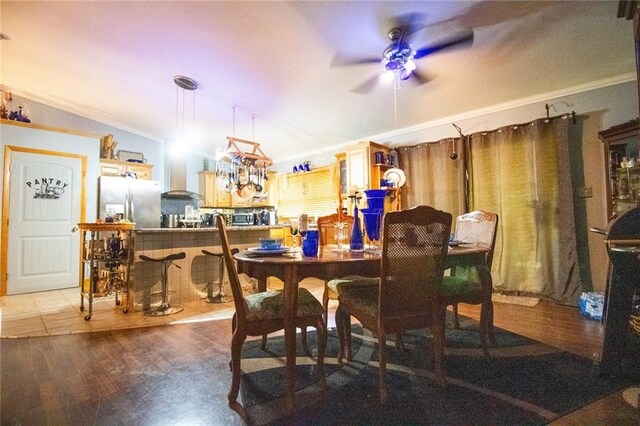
381 70 395 83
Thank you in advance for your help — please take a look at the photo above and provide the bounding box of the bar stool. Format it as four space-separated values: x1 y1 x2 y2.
139 252 186 316
202 248 235 303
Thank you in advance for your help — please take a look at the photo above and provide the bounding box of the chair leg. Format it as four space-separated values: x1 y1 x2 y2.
322 281 330 327
432 307 447 387
260 334 268 351
479 301 490 357
315 316 327 379
378 330 389 403
342 307 354 361
335 304 346 363
300 327 310 355
228 331 246 405
452 303 461 329
396 332 406 352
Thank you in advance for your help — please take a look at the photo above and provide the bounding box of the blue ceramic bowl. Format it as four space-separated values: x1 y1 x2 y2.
259 238 282 250
364 189 387 198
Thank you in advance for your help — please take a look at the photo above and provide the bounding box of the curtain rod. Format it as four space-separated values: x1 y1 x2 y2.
546 103 576 124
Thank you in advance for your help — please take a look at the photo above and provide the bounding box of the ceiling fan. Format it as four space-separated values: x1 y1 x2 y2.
332 13 474 94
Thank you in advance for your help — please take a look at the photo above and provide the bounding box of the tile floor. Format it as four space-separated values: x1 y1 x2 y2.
0 278 327 338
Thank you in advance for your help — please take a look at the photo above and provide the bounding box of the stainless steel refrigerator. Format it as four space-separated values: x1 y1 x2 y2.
98 176 161 228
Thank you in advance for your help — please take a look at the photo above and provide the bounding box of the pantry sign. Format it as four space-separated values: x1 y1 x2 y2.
25 177 69 199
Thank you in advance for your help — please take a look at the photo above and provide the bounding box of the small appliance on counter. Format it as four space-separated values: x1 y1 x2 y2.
232 213 255 226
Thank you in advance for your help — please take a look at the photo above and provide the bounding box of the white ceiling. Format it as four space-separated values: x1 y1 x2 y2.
1 1 636 163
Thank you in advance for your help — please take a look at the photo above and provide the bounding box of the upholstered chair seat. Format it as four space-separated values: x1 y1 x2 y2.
244 288 325 321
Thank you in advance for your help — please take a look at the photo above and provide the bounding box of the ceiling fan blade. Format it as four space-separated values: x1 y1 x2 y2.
408 70 431 86
331 54 381 68
383 12 427 42
352 75 381 94
413 29 474 59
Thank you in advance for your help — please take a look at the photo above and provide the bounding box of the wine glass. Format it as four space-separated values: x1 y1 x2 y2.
362 209 383 253
289 219 299 249
334 222 348 251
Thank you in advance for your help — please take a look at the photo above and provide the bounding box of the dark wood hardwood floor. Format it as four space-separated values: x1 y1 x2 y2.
1 298 638 425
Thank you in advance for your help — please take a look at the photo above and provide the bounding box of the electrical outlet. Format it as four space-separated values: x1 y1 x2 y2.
577 187 593 198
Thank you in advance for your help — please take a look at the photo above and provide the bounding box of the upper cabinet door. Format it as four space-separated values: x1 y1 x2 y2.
346 146 369 192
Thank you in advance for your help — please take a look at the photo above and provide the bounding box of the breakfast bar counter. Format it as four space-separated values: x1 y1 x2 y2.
129 225 284 312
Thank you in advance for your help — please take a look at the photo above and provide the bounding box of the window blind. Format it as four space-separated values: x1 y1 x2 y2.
277 166 337 219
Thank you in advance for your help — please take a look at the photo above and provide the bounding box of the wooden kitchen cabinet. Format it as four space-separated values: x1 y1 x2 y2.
198 171 232 207
99 159 154 180
339 141 397 213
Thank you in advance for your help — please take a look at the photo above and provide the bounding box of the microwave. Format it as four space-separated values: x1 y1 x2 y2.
231 213 255 226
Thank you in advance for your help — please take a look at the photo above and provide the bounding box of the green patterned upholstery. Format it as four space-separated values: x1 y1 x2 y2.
441 274 482 300
327 275 379 299
244 288 324 321
339 285 379 318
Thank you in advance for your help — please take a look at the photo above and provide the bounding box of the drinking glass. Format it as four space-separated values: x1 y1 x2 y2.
334 222 348 250
289 219 299 249
361 208 383 253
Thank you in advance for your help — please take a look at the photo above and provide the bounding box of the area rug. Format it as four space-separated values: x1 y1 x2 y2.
239 315 634 425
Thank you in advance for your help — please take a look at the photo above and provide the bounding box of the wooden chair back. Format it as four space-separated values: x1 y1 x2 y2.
379 205 452 320
454 210 499 268
216 214 248 328
317 213 354 246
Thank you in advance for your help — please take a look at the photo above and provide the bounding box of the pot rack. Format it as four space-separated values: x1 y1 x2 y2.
225 136 272 167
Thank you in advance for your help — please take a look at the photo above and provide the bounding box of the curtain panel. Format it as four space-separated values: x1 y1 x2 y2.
397 117 581 304
468 117 580 303
397 138 466 219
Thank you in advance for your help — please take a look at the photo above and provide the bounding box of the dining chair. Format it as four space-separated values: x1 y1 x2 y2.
334 205 452 403
441 210 498 345
216 215 327 408
316 213 361 316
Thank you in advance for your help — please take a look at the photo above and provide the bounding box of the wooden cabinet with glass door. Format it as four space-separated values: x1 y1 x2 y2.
599 119 640 218
338 141 398 214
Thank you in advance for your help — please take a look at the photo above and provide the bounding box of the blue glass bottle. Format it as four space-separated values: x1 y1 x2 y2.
349 204 364 251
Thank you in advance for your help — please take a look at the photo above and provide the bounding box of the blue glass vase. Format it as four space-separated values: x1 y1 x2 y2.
349 205 364 251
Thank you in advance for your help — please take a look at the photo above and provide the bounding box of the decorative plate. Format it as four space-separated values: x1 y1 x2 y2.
383 168 407 188
246 247 292 255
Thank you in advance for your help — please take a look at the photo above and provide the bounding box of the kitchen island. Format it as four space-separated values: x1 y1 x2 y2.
130 225 283 312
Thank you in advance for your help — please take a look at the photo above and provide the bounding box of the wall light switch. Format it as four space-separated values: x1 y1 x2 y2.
577 187 593 198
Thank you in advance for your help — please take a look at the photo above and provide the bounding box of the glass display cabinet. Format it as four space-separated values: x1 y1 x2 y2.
599 118 640 219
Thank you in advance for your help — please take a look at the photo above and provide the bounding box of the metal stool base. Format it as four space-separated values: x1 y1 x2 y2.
144 305 184 316
204 293 232 304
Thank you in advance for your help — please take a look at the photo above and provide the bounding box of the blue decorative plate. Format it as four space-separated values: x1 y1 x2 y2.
247 247 291 255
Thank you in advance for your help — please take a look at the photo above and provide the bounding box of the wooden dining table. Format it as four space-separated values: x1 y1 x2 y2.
234 243 492 411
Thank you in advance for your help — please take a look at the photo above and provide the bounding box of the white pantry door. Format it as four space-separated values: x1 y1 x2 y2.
7 151 83 294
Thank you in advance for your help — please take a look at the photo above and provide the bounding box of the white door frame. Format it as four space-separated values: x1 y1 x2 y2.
2 145 87 296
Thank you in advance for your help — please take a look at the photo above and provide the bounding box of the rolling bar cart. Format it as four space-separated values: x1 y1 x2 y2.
77 222 134 320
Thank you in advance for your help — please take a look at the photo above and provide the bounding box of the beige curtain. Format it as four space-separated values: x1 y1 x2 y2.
397 117 581 304
468 117 581 303
397 138 466 218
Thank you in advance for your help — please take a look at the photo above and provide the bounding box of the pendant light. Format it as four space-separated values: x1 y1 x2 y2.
171 75 198 155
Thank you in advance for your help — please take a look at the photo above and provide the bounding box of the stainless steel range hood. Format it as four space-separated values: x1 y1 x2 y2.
161 190 203 200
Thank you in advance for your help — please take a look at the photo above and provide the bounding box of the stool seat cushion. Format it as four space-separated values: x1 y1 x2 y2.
244 288 323 321
327 276 379 300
